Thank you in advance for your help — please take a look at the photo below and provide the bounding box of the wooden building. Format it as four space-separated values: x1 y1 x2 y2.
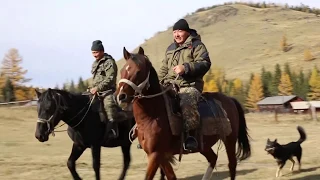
290 101 320 113
257 95 304 113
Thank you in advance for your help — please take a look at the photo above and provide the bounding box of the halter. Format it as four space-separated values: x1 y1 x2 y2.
36 92 96 136
117 70 180 105
117 71 150 101
36 93 65 136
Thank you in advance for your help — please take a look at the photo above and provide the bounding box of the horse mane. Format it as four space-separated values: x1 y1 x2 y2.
145 58 161 90
39 88 87 109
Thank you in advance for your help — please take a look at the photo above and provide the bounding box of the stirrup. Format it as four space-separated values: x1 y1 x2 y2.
183 136 198 151
108 128 118 139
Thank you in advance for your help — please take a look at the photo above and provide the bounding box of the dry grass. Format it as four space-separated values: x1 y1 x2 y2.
96 4 320 86
1 107 320 179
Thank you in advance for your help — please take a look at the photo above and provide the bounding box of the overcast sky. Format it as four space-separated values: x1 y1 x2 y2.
1 0 319 88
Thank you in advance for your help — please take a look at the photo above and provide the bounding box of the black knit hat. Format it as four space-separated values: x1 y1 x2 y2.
173 19 190 32
91 40 104 51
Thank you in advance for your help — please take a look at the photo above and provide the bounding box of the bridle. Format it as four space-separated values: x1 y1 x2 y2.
117 68 179 105
37 92 95 136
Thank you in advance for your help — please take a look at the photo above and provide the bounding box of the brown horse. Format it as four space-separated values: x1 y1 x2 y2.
115 47 251 180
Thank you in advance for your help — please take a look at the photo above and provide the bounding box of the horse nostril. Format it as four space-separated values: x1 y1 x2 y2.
118 93 127 101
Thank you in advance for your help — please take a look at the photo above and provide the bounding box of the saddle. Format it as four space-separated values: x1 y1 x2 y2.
162 83 232 141
83 90 132 123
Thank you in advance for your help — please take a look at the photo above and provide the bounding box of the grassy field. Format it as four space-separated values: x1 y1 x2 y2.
0 107 319 180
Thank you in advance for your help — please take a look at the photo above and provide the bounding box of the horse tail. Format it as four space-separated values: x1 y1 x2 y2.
169 155 178 165
231 97 251 161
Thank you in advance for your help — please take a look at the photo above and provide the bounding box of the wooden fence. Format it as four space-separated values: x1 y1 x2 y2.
0 100 37 107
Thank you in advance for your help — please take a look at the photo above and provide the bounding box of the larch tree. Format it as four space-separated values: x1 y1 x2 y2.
307 66 320 100
1 48 31 100
278 72 293 96
231 78 243 96
203 79 219 92
245 73 264 110
1 48 31 86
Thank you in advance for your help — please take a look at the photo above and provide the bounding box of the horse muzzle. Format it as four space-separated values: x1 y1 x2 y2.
35 133 49 142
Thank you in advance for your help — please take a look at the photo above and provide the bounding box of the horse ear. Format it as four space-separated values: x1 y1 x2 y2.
123 47 131 60
138 47 144 55
35 89 41 98
274 139 277 143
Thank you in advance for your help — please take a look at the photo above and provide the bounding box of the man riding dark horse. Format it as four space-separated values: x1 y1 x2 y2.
158 19 211 151
89 40 128 141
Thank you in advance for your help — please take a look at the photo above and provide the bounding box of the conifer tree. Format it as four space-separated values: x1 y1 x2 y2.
2 78 15 102
261 66 273 97
270 63 282 95
293 69 309 99
245 74 264 110
278 72 293 95
203 79 219 92
231 78 243 96
307 66 320 100
1 48 31 86
69 80 76 92
77 77 87 92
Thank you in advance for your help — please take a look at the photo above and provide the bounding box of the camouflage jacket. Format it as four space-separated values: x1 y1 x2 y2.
158 29 211 92
91 53 117 92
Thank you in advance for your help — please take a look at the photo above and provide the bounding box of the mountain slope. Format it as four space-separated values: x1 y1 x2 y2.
114 4 320 84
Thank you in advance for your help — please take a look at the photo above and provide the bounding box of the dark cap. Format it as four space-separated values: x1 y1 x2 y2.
91 40 104 51
173 19 190 32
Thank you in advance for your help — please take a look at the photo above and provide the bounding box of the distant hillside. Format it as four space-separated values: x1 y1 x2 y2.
87 3 320 86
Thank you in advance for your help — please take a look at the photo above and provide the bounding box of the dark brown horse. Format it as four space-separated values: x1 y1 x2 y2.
115 47 251 180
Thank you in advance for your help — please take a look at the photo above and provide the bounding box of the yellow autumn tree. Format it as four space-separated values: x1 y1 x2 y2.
278 72 293 95
0 72 6 101
307 66 320 100
304 49 315 61
1 48 31 86
1 48 31 101
203 79 219 92
245 73 264 110
28 87 37 99
14 88 27 101
230 78 243 96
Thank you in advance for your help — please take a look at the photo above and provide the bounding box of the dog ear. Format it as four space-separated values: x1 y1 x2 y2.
274 139 277 143
267 138 270 142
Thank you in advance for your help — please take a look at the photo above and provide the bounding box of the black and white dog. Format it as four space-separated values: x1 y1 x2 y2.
265 126 306 177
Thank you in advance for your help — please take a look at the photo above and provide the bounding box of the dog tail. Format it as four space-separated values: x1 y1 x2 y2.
297 126 306 144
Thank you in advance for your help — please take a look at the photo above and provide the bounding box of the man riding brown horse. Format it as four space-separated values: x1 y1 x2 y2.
89 40 127 142
157 19 212 151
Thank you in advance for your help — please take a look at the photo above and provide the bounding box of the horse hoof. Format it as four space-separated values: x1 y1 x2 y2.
137 144 142 149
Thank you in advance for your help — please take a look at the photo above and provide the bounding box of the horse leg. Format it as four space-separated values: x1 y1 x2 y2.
200 148 218 180
160 160 177 180
118 145 131 180
160 168 166 180
91 145 101 180
225 139 237 180
145 152 160 180
67 143 86 180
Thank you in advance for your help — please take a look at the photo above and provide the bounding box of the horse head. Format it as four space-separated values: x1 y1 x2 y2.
34 88 68 142
115 47 157 109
